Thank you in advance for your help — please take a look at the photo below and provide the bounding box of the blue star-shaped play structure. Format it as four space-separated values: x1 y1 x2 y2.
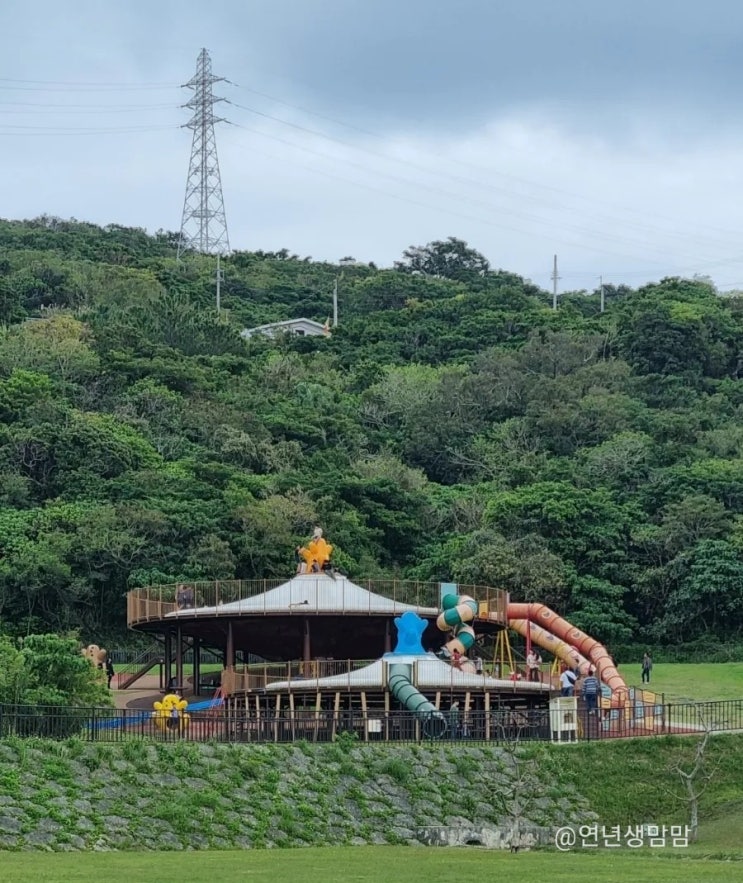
391 611 427 655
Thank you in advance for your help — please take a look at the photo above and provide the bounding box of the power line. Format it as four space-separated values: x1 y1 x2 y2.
234 126 743 286
225 98 743 263
0 124 179 135
0 77 178 86
228 84 743 255
225 118 728 268
1 73 739 283
3 74 740 260
2 73 740 266
226 130 678 268
0 78 178 92
0 101 176 112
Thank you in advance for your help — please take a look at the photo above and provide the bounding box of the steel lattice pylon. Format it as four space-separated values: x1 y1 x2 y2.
177 48 230 258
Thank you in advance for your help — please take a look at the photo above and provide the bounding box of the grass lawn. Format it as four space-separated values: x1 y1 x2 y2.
0 847 740 883
700 806 743 850
634 663 743 702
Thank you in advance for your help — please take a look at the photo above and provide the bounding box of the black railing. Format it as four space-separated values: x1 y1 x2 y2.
109 647 225 666
1 700 742 744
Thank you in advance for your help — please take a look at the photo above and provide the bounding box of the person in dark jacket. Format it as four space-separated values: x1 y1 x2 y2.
641 652 653 684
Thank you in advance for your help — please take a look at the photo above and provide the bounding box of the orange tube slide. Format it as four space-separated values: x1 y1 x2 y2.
508 617 591 673
502 602 628 696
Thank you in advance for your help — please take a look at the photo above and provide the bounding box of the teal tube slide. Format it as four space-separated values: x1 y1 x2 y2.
388 663 447 738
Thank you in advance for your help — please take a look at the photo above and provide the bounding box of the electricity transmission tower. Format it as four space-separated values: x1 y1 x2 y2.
177 48 230 259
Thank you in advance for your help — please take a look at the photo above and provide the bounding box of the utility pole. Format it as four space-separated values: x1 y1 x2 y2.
599 275 605 313
177 48 230 261
551 254 560 310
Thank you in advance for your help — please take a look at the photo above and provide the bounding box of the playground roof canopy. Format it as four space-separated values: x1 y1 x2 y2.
263 655 552 692
166 574 440 618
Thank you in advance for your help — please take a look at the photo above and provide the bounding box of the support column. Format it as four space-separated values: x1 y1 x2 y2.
226 621 235 669
175 625 183 691
384 619 392 654
193 635 201 696
164 631 172 690
302 617 312 671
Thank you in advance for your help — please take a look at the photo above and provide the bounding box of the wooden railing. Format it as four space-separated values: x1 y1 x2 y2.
222 658 378 694
127 580 509 629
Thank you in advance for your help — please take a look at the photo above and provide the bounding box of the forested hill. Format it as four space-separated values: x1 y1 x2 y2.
1 216 742 651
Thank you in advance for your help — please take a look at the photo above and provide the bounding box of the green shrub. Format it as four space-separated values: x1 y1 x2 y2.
377 755 411 785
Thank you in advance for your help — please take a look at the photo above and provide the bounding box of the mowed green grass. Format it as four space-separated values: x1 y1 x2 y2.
700 807 743 850
630 662 743 702
0 847 739 883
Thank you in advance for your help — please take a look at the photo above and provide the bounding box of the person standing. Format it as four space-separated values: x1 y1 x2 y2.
526 650 539 682
449 701 460 739
105 657 115 689
559 667 577 697
474 655 483 676
582 668 601 715
176 584 193 609
641 652 653 684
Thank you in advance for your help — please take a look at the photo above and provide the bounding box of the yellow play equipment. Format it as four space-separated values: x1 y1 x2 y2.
153 693 190 734
492 629 516 679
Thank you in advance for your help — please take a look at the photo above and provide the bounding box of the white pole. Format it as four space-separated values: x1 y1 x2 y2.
551 255 559 310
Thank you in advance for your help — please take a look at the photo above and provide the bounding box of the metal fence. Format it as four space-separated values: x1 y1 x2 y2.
1 700 742 745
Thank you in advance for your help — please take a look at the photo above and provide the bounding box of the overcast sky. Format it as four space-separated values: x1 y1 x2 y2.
3 1 743 293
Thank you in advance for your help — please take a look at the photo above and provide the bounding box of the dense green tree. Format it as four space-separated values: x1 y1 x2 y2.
617 278 739 379
20 633 111 706
0 314 100 384
394 236 490 280
1 216 743 652
658 540 743 641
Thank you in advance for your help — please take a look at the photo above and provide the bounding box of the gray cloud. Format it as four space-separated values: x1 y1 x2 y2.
222 2 743 133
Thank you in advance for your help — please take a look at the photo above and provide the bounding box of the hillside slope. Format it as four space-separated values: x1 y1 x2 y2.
0 734 740 851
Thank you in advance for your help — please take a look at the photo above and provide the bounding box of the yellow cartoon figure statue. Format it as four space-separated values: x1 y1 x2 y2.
153 693 190 735
298 526 333 573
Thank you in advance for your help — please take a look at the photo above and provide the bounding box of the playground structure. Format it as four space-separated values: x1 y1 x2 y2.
123 529 644 740
218 597 552 743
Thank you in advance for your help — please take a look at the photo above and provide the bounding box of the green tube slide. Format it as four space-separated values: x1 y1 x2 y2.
388 663 447 739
